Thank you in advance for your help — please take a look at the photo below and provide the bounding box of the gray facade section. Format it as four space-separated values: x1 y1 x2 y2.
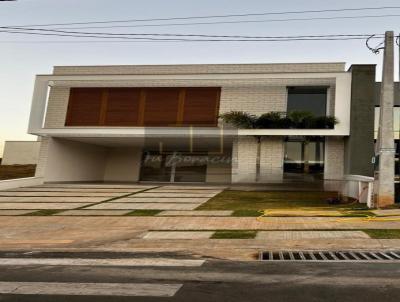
344 65 376 176
375 82 400 106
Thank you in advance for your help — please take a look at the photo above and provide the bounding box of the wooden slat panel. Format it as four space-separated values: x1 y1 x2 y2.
143 88 180 126
65 87 221 127
105 88 141 126
182 88 220 126
65 88 103 126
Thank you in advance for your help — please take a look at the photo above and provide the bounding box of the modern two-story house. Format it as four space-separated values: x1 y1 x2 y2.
28 63 376 184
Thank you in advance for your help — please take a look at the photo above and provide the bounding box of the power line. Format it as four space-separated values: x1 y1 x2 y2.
0 29 386 42
48 13 400 30
5 6 400 28
0 26 384 40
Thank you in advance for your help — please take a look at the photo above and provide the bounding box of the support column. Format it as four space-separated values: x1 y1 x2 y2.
374 31 395 207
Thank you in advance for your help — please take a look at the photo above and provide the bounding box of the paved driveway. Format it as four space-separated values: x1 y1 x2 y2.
0 183 225 216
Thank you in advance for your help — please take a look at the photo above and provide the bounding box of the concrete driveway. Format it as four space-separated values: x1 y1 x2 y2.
0 183 225 215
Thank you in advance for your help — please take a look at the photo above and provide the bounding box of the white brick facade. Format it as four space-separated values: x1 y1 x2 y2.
31 63 349 183
231 136 258 183
324 137 345 180
259 137 284 182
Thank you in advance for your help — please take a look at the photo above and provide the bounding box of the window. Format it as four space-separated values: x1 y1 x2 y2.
284 136 325 176
287 87 328 117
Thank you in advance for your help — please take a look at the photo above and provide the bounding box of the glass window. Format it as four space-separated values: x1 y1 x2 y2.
287 87 328 117
284 137 325 176
140 151 207 182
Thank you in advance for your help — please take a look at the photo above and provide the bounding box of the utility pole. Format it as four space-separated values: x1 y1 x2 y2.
373 31 395 208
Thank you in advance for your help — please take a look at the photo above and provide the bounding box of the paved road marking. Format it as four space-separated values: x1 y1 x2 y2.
0 282 182 297
0 258 205 267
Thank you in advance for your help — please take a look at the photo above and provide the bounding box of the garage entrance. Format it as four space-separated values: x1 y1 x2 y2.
140 151 208 183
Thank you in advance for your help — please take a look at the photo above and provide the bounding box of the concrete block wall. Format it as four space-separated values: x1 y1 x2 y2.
34 137 50 178
231 136 258 183
324 137 345 180
53 63 346 75
259 137 284 182
219 86 287 115
232 136 285 183
44 87 70 128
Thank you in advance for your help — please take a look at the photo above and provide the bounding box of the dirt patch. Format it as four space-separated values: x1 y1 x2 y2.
0 165 36 180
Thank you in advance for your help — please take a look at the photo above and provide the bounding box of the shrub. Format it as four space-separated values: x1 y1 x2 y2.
220 110 338 129
219 111 257 129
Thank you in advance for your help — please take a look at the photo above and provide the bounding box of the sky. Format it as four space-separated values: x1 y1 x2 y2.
0 0 399 156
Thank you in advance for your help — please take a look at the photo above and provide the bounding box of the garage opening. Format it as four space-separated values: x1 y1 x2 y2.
140 151 208 183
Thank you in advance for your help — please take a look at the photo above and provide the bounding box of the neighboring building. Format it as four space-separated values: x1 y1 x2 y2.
1 141 41 165
27 63 375 184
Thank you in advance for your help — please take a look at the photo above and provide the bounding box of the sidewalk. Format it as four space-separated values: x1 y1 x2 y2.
1 216 400 260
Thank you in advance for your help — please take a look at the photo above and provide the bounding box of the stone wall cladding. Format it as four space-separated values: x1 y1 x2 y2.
44 87 70 128
259 137 284 182
53 63 345 75
324 136 345 180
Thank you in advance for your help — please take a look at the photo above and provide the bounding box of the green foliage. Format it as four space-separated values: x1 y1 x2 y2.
220 110 338 129
219 111 257 129
211 230 257 239
125 210 162 216
232 209 262 217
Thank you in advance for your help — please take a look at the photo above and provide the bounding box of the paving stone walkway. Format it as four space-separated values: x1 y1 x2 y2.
0 184 222 214
256 231 370 240
55 210 132 216
157 210 233 216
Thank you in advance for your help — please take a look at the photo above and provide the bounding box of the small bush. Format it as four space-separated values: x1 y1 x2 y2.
220 110 338 129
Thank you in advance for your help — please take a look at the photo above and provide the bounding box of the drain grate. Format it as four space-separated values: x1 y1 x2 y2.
260 250 400 261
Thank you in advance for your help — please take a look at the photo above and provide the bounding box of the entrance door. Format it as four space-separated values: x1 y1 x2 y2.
140 151 207 182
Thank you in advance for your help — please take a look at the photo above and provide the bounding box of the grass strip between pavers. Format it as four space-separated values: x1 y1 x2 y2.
362 229 400 239
232 210 263 217
125 210 163 216
211 230 257 239
23 209 65 216
75 186 160 210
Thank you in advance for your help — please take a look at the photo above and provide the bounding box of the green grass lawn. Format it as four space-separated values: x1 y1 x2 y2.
211 230 257 239
197 190 363 212
363 229 400 239
24 209 64 216
125 210 162 216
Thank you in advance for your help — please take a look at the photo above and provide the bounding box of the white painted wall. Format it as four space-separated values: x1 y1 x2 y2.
0 177 44 190
43 138 107 182
103 147 142 182
1 141 41 165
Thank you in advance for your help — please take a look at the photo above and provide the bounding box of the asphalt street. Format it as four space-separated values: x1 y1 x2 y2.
0 251 399 301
